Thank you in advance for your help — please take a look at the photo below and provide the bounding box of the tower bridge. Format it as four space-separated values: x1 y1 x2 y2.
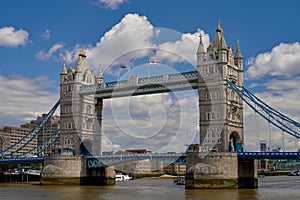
1 21 300 188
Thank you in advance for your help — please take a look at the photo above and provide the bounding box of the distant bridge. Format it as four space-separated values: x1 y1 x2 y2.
87 153 186 168
0 157 44 164
2 152 300 166
238 152 300 159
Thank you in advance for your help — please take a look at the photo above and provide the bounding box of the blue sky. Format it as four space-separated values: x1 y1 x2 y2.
1 0 300 152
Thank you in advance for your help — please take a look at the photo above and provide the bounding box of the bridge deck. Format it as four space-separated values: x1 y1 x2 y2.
79 71 198 98
238 152 300 159
1 152 300 165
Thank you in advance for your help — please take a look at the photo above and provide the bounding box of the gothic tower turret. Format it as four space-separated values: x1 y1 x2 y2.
197 34 206 65
197 21 244 152
234 40 243 88
59 49 102 156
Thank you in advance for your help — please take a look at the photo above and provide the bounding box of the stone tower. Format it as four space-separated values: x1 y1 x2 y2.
60 49 102 156
197 21 244 152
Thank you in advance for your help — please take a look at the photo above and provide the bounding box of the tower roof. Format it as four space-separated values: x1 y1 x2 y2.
79 48 87 58
212 20 227 50
61 59 67 74
97 68 104 84
234 39 243 59
197 34 205 54
216 19 222 32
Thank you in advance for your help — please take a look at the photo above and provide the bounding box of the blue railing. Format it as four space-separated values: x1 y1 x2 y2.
79 70 198 97
238 152 300 159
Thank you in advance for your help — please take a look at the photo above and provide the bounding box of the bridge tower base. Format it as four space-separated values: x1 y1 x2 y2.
185 152 257 189
41 156 115 185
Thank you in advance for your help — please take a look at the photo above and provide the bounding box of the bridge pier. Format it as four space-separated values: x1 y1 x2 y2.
185 152 257 189
238 158 258 188
41 156 115 185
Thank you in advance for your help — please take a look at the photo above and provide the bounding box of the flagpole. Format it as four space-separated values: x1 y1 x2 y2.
148 65 150 82
117 70 120 86
147 59 157 82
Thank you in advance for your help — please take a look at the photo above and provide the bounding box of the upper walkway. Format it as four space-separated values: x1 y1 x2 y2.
79 71 198 98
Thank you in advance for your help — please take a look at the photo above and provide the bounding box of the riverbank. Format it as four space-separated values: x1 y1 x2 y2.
258 170 290 176
0 172 40 183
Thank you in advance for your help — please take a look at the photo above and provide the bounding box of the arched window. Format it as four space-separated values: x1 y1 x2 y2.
86 105 92 114
231 91 235 101
86 119 93 130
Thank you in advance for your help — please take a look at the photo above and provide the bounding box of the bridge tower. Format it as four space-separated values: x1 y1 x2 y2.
186 21 257 189
197 21 244 152
59 49 102 156
41 51 114 186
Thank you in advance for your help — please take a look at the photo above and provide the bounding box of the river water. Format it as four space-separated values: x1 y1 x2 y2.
1 176 300 200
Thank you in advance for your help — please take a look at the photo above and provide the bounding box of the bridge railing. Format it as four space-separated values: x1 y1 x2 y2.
79 71 198 95
238 152 300 159
87 153 186 168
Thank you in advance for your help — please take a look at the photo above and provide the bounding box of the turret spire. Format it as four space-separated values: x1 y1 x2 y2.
79 48 87 58
96 66 104 84
217 19 222 32
61 58 67 74
197 33 205 54
212 20 227 49
235 39 242 59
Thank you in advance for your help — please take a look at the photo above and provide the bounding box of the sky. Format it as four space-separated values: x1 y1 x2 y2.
1 0 300 152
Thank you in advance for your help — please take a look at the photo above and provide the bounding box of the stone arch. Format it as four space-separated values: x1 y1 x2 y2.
80 139 93 156
86 105 92 114
229 132 242 152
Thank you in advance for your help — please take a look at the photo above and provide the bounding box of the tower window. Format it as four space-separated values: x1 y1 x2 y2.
206 92 210 100
207 66 215 75
86 119 93 130
86 105 92 114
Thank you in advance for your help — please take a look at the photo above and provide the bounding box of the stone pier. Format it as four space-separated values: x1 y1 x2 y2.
41 156 115 185
185 152 257 189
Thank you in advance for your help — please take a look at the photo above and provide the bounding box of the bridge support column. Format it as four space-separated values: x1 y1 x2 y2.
185 152 257 189
41 156 115 185
82 166 115 185
238 159 258 188
186 152 238 189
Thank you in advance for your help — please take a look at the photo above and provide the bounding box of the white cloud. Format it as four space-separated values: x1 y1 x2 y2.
246 42 300 79
41 29 50 40
86 13 210 77
93 0 128 10
36 13 209 76
0 74 59 127
0 26 30 47
35 43 64 60
89 13 156 71
155 30 210 66
101 91 199 153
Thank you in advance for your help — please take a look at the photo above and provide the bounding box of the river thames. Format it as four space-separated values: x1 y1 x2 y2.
1 176 300 200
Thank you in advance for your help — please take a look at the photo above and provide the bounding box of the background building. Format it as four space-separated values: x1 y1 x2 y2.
163 163 186 174
21 115 60 156
0 115 60 157
0 126 37 157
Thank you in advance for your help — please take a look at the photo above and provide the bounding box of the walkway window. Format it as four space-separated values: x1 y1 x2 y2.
86 119 93 130
86 105 92 114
